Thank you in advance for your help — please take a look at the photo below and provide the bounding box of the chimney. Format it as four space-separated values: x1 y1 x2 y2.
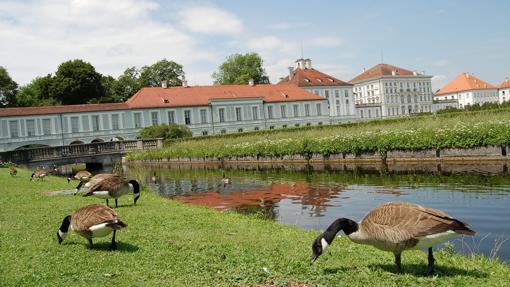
304 58 312 69
362 68 366 72
248 78 255 86
465 73 470 79
295 58 306 69
288 67 294 80
161 80 168 89
413 71 417 76
391 70 396 76
182 79 188 88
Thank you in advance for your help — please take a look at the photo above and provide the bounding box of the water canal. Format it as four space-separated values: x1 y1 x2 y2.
123 163 510 264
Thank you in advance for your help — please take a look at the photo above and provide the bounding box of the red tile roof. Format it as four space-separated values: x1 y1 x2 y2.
499 79 510 89
0 84 324 117
126 83 324 108
0 103 128 117
349 63 419 83
435 73 497 96
278 68 352 87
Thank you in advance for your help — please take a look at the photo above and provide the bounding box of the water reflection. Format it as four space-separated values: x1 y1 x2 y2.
125 163 510 263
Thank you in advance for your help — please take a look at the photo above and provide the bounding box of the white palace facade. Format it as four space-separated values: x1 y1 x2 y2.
0 82 329 152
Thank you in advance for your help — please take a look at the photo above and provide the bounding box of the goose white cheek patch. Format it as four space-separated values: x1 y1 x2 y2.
321 238 329 252
58 230 67 240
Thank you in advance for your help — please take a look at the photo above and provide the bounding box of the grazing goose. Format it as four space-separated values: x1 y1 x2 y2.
30 168 48 181
68 170 93 195
310 201 475 275
57 204 127 249
9 166 17 176
83 174 140 207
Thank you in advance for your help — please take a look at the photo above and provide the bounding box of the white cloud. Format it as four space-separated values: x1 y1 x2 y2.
432 59 449 67
0 0 218 85
306 36 343 48
431 74 448 91
247 36 290 52
178 5 244 35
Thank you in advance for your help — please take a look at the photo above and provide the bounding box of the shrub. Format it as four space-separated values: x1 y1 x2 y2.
138 124 192 141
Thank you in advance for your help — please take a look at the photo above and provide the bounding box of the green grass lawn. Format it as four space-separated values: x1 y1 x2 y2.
1 168 509 286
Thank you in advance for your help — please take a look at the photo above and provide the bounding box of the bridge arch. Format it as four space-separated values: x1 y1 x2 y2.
91 138 105 143
70 140 85 145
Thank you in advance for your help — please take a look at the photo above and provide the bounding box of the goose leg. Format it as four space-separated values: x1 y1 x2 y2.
425 247 435 275
106 199 109 207
115 199 118 208
394 253 402 273
88 238 94 249
110 230 117 250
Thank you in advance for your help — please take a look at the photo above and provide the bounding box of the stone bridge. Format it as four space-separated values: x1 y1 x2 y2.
0 138 163 169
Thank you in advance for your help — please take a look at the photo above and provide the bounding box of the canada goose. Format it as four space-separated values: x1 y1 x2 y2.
221 174 231 184
9 166 17 176
30 168 48 181
68 170 93 195
310 202 475 275
83 174 140 207
57 204 127 249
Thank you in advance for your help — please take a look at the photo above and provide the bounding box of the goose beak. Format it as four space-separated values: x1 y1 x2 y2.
310 255 318 264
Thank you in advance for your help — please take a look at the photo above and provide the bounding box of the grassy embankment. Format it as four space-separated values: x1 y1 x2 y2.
127 109 510 161
1 168 509 286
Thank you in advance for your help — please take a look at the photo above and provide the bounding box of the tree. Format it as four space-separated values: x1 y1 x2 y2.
139 59 184 87
50 59 105 105
112 67 141 101
16 75 56 107
212 53 270 85
0 66 18 107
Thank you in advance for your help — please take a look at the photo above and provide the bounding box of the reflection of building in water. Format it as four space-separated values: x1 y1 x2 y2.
172 181 345 217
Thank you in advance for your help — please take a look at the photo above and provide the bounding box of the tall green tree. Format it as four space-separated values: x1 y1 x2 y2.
50 59 105 105
212 53 270 85
112 67 142 101
0 66 18 107
16 75 56 107
139 59 184 87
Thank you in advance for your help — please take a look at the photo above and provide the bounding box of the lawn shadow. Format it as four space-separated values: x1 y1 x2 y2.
90 241 139 253
322 266 357 274
369 263 488 278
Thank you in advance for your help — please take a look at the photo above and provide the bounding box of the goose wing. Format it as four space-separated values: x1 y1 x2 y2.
85 173 117 189
87 174 123 192
75 170 92 180
71 204 119 231
361 202 474 243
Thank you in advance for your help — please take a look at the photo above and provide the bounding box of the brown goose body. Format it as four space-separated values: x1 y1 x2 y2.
311 201 475 275
30 169 48 181
9 167 17 176
57 204 127 249
84 173 116 189
70 170 93 194
83 174 140 207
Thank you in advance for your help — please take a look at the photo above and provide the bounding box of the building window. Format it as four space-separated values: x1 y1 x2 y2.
360 110 364 118
71 117 79 133
254 127 260 131
184 110 191 125
9 121 18 138
306 123 311 126
375 109 379 117
235 107 242 121
26 119 36 136
168 111 175 124
368 109 372 118
134 113 142 128
305 104 310 116
269 125 275 129
344 90 349 97
335 90 339 97
221 129 226 134
238 128 243 133
151 112 159 126
314 90 319 95
219 108 225 123
92 115 100 131
267 106 273 119
202 131 208 136
316 103 322 116
200 109 207 124
252 106 259 120
42 119 51 135
280 105 287 118
111 114 119 130
325 90 329 97
282 124 287 128
318 122 323 125
293 104 299 117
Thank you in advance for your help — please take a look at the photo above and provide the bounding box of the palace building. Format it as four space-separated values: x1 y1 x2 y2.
0 82 328 152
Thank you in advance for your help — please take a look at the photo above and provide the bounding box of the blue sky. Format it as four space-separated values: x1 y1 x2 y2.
0 0 509 91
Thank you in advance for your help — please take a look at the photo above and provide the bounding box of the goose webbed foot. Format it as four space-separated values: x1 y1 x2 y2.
87 239 94 249
425 247 435 276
